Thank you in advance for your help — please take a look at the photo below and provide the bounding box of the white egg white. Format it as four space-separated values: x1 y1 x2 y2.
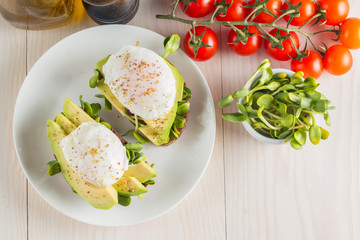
103 45 177 120
59 122 128 187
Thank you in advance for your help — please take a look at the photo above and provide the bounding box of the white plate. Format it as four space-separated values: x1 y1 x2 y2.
13 25 216 226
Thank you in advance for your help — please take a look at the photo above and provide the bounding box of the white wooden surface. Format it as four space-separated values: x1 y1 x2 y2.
1 0 359 239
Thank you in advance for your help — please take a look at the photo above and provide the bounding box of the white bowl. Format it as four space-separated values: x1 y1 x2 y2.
241 68 297 145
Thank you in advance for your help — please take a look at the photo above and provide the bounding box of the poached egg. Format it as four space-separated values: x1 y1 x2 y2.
59 122 128 187
103 45 177 120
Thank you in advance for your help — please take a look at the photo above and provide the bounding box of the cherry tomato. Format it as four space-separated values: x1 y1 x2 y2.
317 0 349 25
339 17 360 50
215 0 246 22
247 0 282 23
228 26 262 56
291 50 323 79
179 0 216 18
323 45 353 76
183 26 219 61
264 29 299 61
283 0 316 26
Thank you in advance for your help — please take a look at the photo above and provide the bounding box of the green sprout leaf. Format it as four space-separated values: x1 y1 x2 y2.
125 142 143 152
256 94 274 109
133 131 149 144
84 102 93 116
177 100 190 115
290 137 303 150
79 95 85 109
101 121 111 130
118 195 131 206
218 95 234 108
324 112 331 126
281 114 295 128
131 153 146 164
94 116 101 123
277 101 287 115
163 34 181 59
222 113 246 123
300 97 312 110
174 115 186 129
309 124 321 145
313 100 326 113
320 127 330 140
182 86 192 99
232 88 249 99
95 94 112 111
89 69 99 88
143 179 155 185
236 103 248 119
90 103 101 116
294 129 307 146
278 129 293 139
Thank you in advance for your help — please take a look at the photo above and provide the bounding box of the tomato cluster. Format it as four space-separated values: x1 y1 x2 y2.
180 0 360 78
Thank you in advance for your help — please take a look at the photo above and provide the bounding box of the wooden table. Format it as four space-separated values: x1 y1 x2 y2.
1 1 360 239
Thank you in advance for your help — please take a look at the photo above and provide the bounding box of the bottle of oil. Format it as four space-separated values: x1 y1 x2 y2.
0 0 85 30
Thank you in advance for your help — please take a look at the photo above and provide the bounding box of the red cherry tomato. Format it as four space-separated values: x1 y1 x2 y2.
339 17 360 50
283 0 316 26
323 45 353 75
183 26 219 61
179 0 216 18
228 26 262 56
247 0 282 23
215 0 246 22
317 0 349 25
291 50 323 79
264 29 299 61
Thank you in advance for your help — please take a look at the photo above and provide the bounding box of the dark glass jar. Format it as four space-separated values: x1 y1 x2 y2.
82 0 139 25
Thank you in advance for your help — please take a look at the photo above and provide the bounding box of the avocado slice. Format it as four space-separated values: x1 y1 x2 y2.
122 161 157 183
47 120 118 210
113 177 148 196
95 57 184 145
54 112 77 134
63 98 94 126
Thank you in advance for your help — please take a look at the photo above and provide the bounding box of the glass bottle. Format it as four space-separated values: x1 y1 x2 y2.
0 0 85 30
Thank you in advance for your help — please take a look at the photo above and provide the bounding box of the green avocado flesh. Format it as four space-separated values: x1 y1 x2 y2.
96 56 184 146
46 98 156 209
122 161 157 183
113 177 147 196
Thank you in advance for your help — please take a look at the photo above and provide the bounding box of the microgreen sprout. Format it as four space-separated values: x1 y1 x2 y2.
163 34 181 59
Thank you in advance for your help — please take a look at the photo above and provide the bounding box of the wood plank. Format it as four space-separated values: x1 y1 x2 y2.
0 17 28 240
222 1 360 238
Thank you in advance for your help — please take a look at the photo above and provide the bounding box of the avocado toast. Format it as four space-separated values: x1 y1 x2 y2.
46 98 156 209
89 34 192 146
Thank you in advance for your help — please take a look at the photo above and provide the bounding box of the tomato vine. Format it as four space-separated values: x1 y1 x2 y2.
156 0 341 60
